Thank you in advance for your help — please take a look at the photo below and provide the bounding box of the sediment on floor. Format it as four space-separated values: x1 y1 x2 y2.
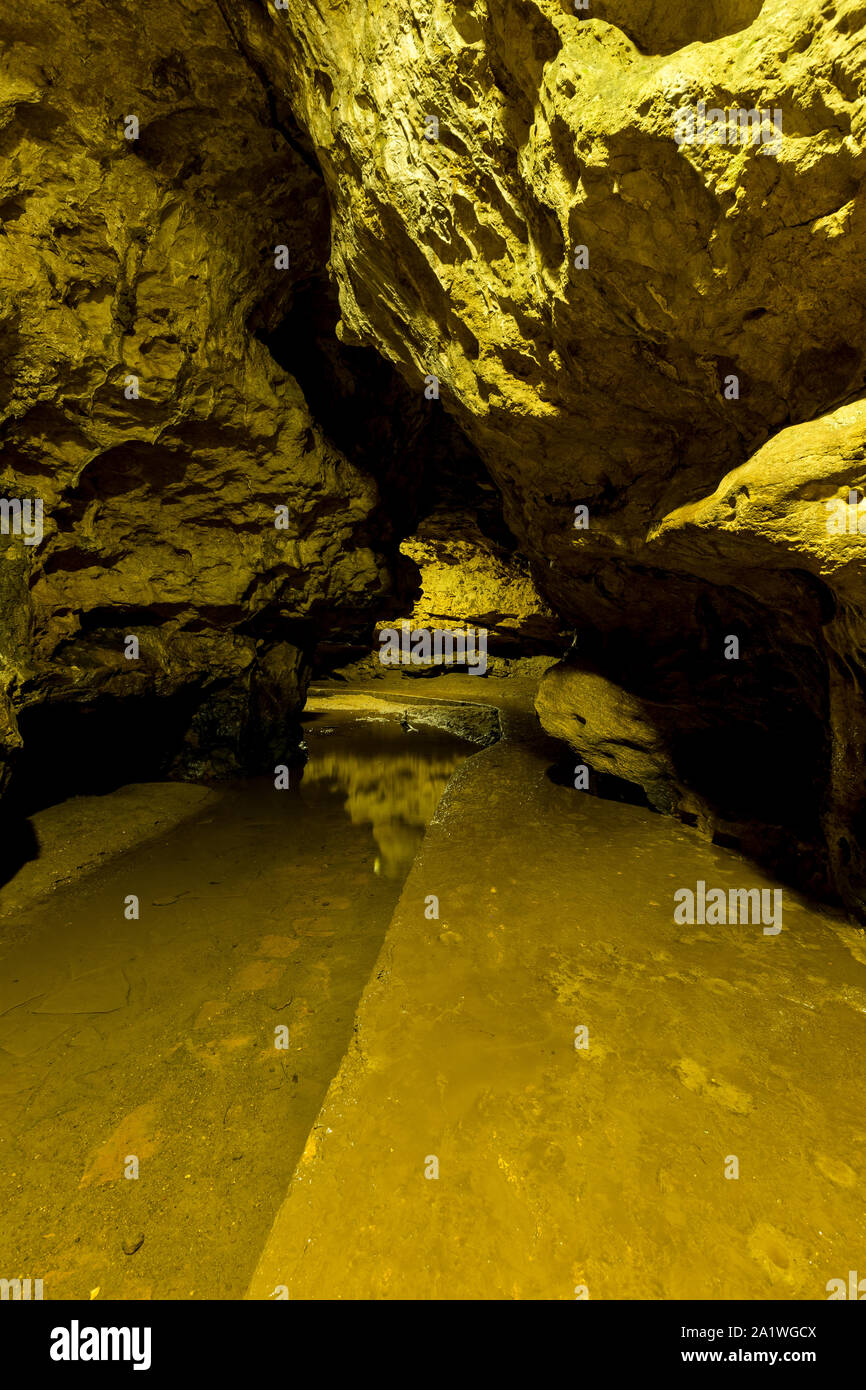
249 678 866 1300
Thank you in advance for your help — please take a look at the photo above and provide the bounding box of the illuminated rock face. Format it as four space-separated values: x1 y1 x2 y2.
0 0 394 794
397 510 563 651
2 0 866 909
237 0 866 912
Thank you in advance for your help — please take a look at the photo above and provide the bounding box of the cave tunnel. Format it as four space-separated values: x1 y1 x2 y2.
0 0 865 1350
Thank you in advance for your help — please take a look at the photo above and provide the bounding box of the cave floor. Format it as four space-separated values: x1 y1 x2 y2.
249 677 866 1301
1 676 864 1301
0 703 472 1299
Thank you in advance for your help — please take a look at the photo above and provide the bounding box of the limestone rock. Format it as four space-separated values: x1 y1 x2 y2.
535 663 689 816
245 0 866 912
0 0 395 799
3 0 866 914
398 509 563 648
646 399 866 914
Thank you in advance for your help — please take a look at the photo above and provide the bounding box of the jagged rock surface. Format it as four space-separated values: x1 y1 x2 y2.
2 0 866 913
237 0 866 912
398 509 563 647
0 0 395 804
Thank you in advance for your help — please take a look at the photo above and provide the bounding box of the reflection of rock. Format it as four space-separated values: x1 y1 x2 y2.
302 739 466 878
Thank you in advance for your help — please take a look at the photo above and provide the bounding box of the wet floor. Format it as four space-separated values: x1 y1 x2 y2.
0 698 471 1299
250 686 866 1301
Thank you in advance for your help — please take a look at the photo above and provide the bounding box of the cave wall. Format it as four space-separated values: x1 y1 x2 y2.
0 0 398 801
223 0 866 913
398 508 563 650
2 0 866 912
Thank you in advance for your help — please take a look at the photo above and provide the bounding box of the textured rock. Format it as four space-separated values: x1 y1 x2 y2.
237 0 866 912
647 399 866 911
0 0 394 803
397 509 563 646
248 0 866 510
2 0 866 910
331 510 563 677
538 397 866 899
590 1 765 55
536 664 691 813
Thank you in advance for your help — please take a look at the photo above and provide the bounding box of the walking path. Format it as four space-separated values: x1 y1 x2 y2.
249 677 866 1300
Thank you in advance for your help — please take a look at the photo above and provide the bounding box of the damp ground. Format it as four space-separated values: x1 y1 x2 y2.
3 677 866 1301
0 695 473 1299
250 679 866 1301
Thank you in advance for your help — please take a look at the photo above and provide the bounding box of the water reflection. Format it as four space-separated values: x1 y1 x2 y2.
302 721 469 877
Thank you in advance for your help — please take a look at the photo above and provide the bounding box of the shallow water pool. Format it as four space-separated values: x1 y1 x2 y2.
0 699 471 1299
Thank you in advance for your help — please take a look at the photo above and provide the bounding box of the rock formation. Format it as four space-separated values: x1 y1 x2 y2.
2 0 866 913
397 509 562 649
229 0 866 913
0 0 400 808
